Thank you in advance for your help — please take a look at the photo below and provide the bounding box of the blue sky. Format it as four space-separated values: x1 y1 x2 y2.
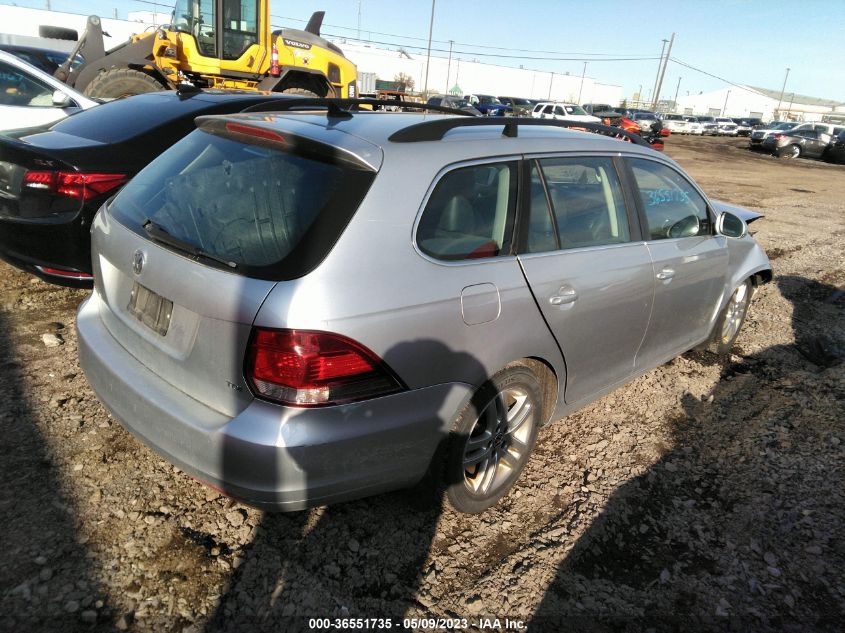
7 0 844 103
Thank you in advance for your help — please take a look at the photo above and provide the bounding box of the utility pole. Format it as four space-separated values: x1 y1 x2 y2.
776 67 790 120
422 0 436 97
548 71 554 99
652 32 674 110
722 89 731 116
445 40 453 93
787 92 795 119
577 61 587 104
673 76 682 109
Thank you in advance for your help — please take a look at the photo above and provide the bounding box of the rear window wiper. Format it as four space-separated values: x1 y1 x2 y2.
142 219 237 269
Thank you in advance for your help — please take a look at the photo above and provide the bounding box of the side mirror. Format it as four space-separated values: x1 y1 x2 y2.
716 211 747 238
51 90 72 107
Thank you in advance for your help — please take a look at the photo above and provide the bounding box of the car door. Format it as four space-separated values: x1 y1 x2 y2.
0 58 72 131
517 156 654 404
624 156 729 368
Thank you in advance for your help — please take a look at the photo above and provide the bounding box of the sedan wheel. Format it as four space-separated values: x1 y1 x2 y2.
445 365 541 513
709 279 752 354
780 144 801 160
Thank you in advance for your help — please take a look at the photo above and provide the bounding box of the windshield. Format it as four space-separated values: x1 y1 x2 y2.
109 128 375 279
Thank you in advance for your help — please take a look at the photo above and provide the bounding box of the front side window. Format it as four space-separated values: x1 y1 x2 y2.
526 156 630 252
171 0 217 57
417 162 517 261
0 61 55 107
629 158 711 240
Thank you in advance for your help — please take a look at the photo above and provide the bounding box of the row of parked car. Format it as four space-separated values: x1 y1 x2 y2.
749 120 845 162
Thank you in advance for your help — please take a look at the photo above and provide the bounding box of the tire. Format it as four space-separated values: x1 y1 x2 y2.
443 364 542 514
83 68 165 99
281 86 320 98
708 279 752 355
779 144 801 160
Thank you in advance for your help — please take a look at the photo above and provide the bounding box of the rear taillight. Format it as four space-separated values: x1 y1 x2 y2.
246 328 404 407
23 171 127 201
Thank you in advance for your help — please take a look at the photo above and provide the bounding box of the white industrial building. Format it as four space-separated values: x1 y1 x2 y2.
675 86 840 123
339 41 623 104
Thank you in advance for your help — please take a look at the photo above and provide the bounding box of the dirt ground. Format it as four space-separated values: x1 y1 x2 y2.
1 135 843 632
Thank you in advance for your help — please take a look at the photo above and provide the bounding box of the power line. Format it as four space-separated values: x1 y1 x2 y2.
270 13 655 58
316 33 661 63
669 57 768 98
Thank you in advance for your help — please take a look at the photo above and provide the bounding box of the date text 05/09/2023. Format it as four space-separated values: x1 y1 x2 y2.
307 617 527 630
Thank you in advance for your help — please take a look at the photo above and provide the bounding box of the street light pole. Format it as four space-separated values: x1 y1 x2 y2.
548 71 554 99
422 0 436 98
577 61 587 104
673 76 682 109
722 89 731 116
776 67 790 121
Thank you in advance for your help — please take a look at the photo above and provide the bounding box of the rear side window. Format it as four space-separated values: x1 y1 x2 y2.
417 162 517 261
110 128 374 280
527 156 630 252
628 158 711 240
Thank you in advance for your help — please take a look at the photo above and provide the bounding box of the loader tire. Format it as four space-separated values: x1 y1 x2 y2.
83 68 165 99
281 86 320 98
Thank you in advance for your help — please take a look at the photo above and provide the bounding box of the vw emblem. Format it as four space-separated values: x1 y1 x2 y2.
132 250 145 275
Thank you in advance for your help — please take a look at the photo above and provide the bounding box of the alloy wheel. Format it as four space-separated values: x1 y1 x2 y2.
462 387 534 496
721 283 749 344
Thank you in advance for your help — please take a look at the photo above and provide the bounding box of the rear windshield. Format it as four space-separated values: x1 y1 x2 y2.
109 128 374 280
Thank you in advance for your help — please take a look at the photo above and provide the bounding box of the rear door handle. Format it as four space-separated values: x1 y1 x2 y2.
656 268 675 281
549 285 578 306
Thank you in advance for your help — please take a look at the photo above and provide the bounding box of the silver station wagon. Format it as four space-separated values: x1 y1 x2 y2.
77 105 772 514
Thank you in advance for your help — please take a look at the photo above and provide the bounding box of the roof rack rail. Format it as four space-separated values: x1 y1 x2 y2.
240 97 476 118
387 116 652 146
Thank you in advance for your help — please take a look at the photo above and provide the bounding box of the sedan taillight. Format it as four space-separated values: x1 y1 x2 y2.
23 171 128 201
246 328 404 407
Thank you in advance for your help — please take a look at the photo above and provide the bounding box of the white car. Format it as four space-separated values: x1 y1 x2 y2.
0 50 98 132
662 113 689 134
683 116 704 135
531 102 601 123
715 117 739 136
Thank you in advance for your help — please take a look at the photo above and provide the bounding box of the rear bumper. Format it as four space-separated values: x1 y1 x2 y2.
77 292 472 511
0 211 93 286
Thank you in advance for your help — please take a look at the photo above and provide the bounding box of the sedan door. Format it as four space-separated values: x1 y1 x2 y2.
517 156 654 404
0 58 76 131
624 157 729 368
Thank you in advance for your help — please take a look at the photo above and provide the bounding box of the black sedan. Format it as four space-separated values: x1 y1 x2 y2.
0 89 301 287
761 128 833 160
826 130 845 164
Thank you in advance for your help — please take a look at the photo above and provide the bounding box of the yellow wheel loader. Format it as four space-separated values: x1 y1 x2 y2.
50 1 357 100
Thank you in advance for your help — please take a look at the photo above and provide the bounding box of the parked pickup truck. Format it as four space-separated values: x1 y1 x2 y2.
465 94 510 116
